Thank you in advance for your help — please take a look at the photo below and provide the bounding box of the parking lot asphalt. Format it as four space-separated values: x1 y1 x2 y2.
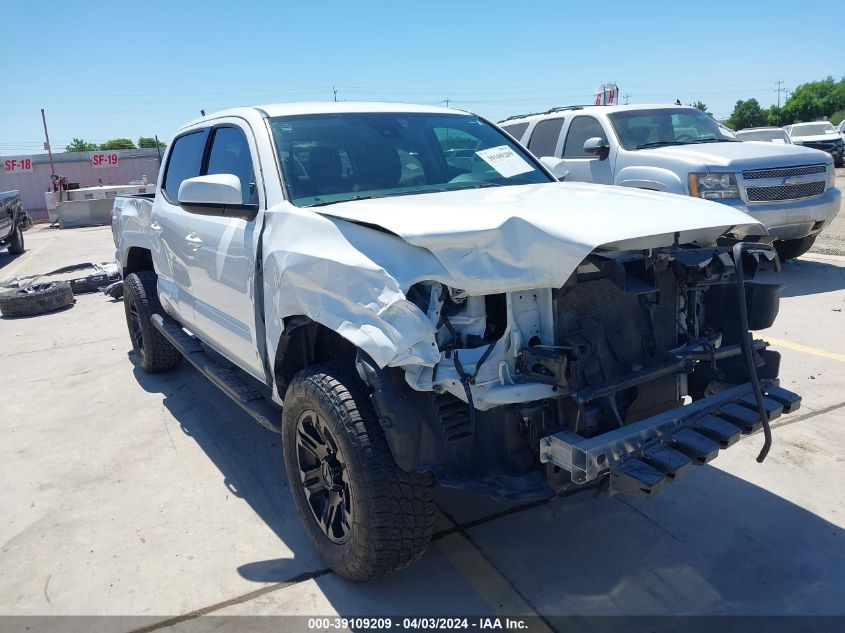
1 222 844 627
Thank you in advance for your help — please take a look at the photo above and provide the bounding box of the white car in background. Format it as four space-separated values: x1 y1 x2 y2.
500 104 841 259
736 127 792 144
784 122 844 167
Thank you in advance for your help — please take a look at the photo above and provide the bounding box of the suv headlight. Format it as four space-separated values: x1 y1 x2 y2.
688 172 740 200
826 161 836 189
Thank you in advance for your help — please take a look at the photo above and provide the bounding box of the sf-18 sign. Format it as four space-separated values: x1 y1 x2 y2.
3 157 33 173
92 152 119 168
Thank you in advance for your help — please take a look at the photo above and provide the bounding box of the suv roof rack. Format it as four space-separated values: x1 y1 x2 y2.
499 104 591 124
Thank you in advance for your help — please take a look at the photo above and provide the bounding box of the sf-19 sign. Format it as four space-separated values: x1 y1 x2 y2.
3 158 33 173
92 152 119 168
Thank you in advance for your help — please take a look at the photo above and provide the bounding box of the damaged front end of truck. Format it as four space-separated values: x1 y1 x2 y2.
355 235 800 501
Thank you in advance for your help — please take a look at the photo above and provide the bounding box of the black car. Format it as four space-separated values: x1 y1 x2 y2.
0 190 25 255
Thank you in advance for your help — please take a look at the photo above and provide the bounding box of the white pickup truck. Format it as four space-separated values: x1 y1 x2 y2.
500 104 841 260
113 102 801 581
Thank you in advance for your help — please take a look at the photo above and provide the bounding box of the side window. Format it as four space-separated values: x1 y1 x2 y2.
501 122 529 142
162 130 208 200
206 126 257 204
563 116 607 158
527 118 566 157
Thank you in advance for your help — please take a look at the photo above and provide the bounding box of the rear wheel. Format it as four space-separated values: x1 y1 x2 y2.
6 225 24 255
123 271 182 373
282 361 435 581
775 234 817 261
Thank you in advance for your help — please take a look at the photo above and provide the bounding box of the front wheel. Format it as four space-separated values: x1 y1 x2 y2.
775 234 817 261
282 362 435 581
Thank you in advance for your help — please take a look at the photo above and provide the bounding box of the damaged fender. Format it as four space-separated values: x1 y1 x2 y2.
262 206 457 386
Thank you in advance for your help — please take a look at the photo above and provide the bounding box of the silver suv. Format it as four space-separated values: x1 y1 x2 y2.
501 104 841 259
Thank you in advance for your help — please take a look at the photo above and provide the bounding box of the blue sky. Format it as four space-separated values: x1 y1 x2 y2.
1 0 842 155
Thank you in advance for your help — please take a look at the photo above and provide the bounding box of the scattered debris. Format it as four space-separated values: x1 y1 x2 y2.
104 280 124 300
6 262 121 295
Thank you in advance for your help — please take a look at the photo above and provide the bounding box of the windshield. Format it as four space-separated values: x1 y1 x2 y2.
269 113 553 207
608 108 739 150
737 129 790 143
790 123 836 136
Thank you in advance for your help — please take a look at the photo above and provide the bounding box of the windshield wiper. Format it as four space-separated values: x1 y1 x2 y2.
305 195 380 208
635 141 688 149
465 182 504 189
683 138 740 144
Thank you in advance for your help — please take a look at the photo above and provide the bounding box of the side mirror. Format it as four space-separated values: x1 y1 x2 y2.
583 137 610 159
539 156 570 181
179 174 242 206
177 174 257 218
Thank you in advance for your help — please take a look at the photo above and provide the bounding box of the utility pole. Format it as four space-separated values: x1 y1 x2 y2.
623 92 630 105
443 97 450 108
40 108 56 178
333 86 338 102
776 79 785 108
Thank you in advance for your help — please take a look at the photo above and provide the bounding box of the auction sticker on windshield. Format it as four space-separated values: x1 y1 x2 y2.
475 145 533 178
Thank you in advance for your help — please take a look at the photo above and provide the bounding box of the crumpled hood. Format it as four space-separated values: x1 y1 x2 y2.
645 140 830 169
318 181 763 294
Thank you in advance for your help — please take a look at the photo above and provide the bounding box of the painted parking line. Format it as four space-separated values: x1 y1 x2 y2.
761 336 845 364
435 513 554 631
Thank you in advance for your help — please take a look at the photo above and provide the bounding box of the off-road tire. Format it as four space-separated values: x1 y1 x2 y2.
123 271 182 373
6 225 24 255
0 281 74 317
775 234 817 261
282 361 436 581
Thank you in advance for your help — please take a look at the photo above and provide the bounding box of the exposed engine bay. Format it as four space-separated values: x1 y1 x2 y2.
357 238 801 500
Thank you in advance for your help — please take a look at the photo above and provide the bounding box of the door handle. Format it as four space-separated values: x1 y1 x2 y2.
185 233 203 250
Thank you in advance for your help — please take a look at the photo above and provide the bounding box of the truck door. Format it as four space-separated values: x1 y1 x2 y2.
151 129 209 327
559 115 615 185
181 123 267 381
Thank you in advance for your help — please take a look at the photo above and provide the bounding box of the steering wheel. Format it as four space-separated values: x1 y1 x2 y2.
675 134 695 142
448 152 493 183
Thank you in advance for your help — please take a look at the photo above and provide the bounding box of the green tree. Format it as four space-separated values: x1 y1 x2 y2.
781 76 845 124
726 98 766 130
99 138 136 150
687 101 709 113
765 105 785 127
830 109 845 126
65 138 98 152
138 136 166 150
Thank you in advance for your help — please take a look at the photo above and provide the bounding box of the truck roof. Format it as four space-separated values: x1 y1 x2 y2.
178 102 468 131
499 103 698 124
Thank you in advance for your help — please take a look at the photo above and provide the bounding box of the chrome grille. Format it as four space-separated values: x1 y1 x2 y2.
746 181 825 202
742 164 826 180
